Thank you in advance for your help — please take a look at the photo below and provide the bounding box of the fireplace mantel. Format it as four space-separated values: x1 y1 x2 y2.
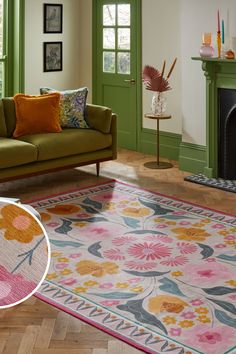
192 57 236 178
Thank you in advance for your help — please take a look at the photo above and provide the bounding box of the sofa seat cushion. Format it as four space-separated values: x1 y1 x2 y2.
0 138 38 169
18 128 112 161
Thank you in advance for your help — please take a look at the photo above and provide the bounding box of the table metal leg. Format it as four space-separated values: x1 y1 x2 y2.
144 117 173 169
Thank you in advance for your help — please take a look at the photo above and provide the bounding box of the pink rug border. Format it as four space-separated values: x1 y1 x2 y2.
34 291 155 354
26 178 235 219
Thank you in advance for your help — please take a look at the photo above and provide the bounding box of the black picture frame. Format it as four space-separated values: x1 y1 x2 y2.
43 42 63 72
44 4 63 33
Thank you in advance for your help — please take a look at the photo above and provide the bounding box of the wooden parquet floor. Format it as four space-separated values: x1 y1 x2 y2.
0 148 235 354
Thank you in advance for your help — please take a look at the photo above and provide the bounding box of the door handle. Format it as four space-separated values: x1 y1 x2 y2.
124 79 136 85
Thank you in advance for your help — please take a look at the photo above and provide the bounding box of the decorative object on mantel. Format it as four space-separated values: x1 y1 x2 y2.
184 173 236 193
217 9 221 58
142 58 177 115
199 33 214 58
225 49 235 59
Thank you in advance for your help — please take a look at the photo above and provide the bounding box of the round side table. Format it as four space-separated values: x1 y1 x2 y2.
144 114 173 169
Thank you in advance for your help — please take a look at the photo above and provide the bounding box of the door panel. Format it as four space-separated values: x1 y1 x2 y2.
93 0 140 150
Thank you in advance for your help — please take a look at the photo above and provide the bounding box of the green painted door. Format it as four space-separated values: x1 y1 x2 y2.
93 0 140 150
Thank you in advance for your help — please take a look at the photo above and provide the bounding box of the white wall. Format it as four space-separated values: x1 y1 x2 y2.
142 0 182 135
181 0 236 145
78 0 93 101
25 0 80 94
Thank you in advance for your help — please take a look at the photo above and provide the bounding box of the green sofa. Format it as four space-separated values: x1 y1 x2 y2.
0 98 117 181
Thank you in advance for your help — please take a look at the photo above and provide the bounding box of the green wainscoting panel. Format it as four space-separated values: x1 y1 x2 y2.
179 142 206 174
139 128 181 161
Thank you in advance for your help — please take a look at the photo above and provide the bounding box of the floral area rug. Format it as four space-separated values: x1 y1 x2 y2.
32 181 236 354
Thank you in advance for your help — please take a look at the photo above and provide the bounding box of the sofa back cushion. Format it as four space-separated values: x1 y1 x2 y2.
2 97 16 137
13 93 62 138
0 100 7 137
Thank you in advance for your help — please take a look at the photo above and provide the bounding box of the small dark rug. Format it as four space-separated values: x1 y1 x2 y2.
184 173 236 193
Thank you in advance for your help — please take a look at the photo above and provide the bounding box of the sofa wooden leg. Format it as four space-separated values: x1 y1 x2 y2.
96 162 100 177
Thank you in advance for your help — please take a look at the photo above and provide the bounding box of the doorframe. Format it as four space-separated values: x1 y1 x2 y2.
92 0 142 151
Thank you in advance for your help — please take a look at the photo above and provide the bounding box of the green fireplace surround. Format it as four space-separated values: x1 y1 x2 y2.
192 57 236 178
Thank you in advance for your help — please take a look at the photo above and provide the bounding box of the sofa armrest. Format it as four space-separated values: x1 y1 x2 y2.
86 104 112 133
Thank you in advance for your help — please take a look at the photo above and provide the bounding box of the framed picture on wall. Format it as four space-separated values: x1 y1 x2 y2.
44 4 63 33
43 42 63 72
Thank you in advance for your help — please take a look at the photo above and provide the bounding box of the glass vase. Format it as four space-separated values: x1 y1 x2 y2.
151 92 167 115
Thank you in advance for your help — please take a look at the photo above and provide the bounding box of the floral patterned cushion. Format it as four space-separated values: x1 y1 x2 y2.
40 87 89 128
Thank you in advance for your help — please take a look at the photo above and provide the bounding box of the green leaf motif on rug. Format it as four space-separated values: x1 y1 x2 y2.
159 277 186 297
68 216 108 223
124 270 170 277
217 254 236 262
88 241 102 258
162 215 197 220
197 243 214 259
138 198 172 215
214 309 236 329
91 292 138 299
80 204 100 214
82 197 103 210
208 298 236 315
122 216 140 228
203 286 236 295
50 240 83 248
117 299 168 334
125 229 165 235
55 219 73 234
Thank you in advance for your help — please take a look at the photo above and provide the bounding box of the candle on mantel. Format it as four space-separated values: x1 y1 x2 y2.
222 19 225 44
217 10 220 32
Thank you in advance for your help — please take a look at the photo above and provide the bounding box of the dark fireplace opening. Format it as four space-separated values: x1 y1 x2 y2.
218 88 236 180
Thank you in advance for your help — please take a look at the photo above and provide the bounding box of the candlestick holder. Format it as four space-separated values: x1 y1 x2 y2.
217 31 221 58
199 33 214 58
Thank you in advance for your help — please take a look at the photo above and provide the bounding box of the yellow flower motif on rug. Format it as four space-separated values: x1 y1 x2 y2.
226 280 236 287
163 316 177 325
40 212 51 222
179 320 194 328
172 227 211 242
73 286 87 293
76 260 119 277
46 204 81 215
195 307 209 314
122 207 151 217
131 286 143 293
83 280 98 287
148 295 188 314
0 204 42 243
197 315 211 323
115 282 129 288
171 271 183 277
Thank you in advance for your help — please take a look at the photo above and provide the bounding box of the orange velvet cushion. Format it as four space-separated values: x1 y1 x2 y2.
13 93 62 138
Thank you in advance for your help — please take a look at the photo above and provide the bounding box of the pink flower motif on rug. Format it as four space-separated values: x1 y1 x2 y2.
160 255 188 266
176 242 198 254
124 260 157 270
103 248 125 261
183 262 232 286
128 242 171 260
0 266 36 306
184 325 236 354
112 235 137 246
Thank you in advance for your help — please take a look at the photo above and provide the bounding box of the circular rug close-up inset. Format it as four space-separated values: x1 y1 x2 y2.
0 201 50 308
